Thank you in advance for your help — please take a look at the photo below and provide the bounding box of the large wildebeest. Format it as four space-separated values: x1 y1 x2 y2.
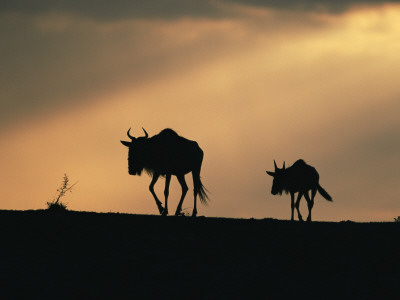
266 159 332 222
121 128 209 217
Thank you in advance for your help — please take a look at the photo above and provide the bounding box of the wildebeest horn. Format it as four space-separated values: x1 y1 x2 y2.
142 127 148 138
274 160 278 170
283 161 285 170
127 128 135 140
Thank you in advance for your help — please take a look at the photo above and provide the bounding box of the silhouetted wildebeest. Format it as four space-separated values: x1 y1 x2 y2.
266 159 332 222
121 128 209 217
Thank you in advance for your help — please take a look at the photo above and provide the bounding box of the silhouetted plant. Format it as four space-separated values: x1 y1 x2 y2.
177 207 191 217
47 174 78 212
394 216 400 222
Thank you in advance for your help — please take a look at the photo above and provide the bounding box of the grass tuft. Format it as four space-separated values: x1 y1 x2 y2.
46 173 77 212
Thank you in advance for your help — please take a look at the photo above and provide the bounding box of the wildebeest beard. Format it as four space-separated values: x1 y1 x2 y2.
127 152 144 176
273 175 290 196
275 187 287 196
127 139 159 176
281 188 290 195
279 183 291 195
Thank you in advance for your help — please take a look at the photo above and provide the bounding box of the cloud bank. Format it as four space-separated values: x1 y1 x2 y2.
2 0 400 19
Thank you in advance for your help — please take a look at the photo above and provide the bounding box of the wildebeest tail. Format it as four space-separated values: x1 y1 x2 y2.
194 175 209 205
317 184 332 201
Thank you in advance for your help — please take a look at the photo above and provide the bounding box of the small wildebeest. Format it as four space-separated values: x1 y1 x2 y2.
121 128 209 217
266 159 332 222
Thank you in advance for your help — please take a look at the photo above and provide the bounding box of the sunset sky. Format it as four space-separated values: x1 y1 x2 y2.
1 1 399 221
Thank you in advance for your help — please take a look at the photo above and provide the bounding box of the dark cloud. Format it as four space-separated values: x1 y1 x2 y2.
0 15 190 126
0 8 261 128
234 0 399 14
1 0 398 128
0 0 398 20
0 1 222 20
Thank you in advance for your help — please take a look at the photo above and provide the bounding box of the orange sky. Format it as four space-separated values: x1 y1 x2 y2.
1 2 400 221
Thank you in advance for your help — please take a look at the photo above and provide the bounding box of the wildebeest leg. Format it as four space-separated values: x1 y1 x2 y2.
295 192 304 222
149 173 164 215
290 192 295 221
311 188 317 200
304 191 314 222
175 175 188 216
163 174 171 216
192 191 198 218
191 171 201 217
305 189 316 222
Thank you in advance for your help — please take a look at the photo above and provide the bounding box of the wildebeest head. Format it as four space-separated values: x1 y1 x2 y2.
266 160 286 195
120 128 149 176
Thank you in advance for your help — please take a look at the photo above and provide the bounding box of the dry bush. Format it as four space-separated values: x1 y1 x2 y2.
47 174 77 212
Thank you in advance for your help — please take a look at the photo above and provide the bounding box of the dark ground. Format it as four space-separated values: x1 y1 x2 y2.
0 210 399 299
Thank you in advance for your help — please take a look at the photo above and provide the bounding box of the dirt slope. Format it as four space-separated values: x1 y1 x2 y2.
0 210 398 299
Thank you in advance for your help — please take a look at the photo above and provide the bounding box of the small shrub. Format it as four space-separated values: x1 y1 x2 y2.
47 174 78 212
394 216 400 222
177 207 191 217
47 201 68 212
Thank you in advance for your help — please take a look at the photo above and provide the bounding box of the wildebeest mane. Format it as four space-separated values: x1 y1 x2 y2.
274 160 308 195
137 128 185 177
157 128 179 137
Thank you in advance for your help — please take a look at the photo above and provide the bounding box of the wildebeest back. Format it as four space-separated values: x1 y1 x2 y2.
143 129 202 176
